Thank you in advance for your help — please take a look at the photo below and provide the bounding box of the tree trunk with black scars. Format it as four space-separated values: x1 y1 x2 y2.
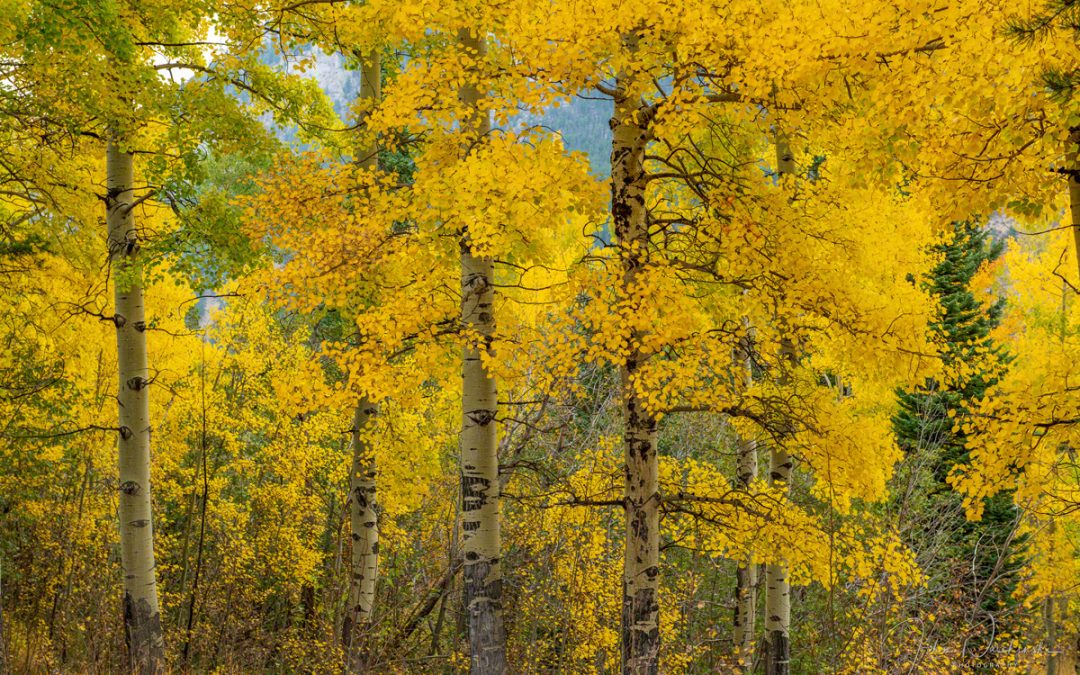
733 325 758 672
764 135 795 675
458 28 508 675
344 398 379 670
107 140 165 674
342 51 382 675
612 55 660 675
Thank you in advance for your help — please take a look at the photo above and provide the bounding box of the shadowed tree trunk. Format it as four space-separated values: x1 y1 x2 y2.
343 51 382 674
458 28 508 675
344 398 379 670
1 556 7 674
612 41 660 674
764 135 795 675
733 326 758 671
107 140 165 674
1046 517 1058 675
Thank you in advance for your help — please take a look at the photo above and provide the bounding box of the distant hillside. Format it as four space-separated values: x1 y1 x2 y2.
272 50 614 177
520 94 613 177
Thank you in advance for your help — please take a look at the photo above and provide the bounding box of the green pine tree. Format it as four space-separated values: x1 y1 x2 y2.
1006 0 1080 101
893 220 1026 665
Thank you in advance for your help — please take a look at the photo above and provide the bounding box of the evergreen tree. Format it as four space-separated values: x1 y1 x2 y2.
893 221 1025 665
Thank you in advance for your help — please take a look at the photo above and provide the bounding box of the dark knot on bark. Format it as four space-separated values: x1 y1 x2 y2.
466 409 496 426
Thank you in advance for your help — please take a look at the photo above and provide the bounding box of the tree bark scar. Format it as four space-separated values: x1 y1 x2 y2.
462 475 492 511
765 631 791 675
123 591 164 674
110 141 163 674
466 409 496 426
127 376 149 391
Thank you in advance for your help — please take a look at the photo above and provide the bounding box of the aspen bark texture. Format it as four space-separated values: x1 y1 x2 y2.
107 141 165 674
344 398 379 670
764 136 795 675
733 326 758 671
612 59 661 675
458 29 508 675
343 52 382 674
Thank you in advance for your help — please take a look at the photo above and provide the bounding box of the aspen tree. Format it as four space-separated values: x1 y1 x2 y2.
107 140 165 674
949 232 1080 664
344 398 378 668
0 2 344 669
764 135 795 675
610 33 661 675
458 28 508 675
1043 287 1066 675
343 52 382 673
732 325 757 671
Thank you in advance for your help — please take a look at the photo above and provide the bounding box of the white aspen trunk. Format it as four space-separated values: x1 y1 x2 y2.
356 54 381 168
458 28 508 675
107 141 165 674
764 136 795 675
344 398 379 670
762 482 790 675
1066 127 1080 282
733 327 757 671
612 58 661 675
343 52 382 674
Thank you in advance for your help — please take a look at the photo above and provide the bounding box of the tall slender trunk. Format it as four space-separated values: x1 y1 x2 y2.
344 399 379 669
174 487 197 628
763 450 791 675
764 135 795 675
1045 517 1058 675
107 141 165 674
355 53 381 171
732 327 757 671
181 342 209 667
343 52 382 674
1066 127 1080 281
1045 597 1058 675
612 58 661 675
1 557 7 675
458 28 507 675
